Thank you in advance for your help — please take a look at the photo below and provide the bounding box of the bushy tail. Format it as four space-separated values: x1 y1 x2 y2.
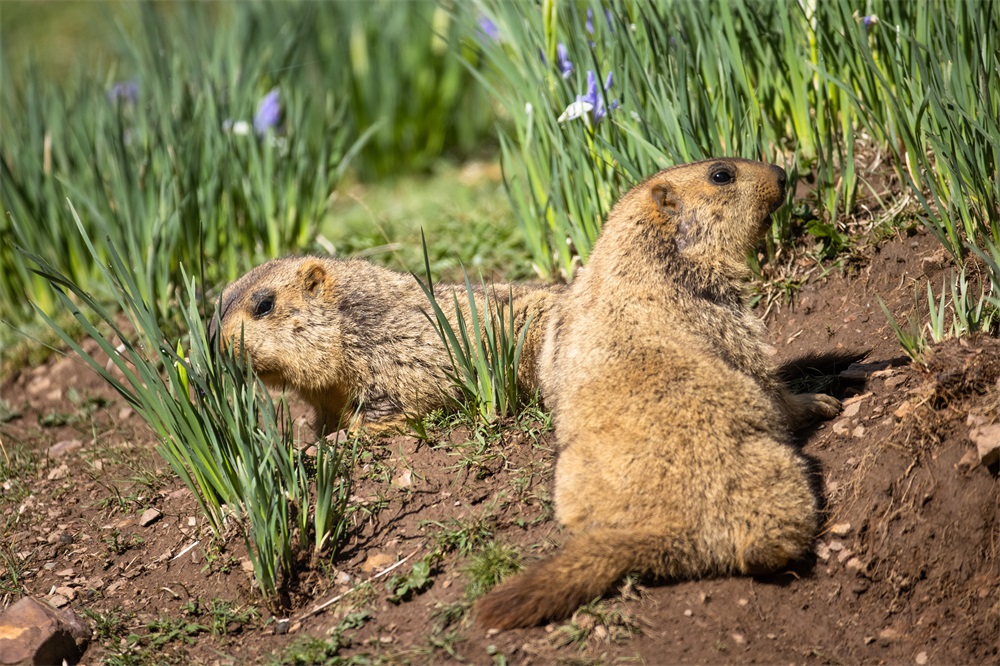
475 527 702 630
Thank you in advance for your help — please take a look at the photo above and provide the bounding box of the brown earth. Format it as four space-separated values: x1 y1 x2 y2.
1 226 998 665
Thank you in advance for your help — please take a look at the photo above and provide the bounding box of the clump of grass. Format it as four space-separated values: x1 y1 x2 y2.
463 541 521 601
417 234 531 424
25 205 354 608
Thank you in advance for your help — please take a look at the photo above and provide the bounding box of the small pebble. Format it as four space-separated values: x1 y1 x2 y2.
915 651 928 665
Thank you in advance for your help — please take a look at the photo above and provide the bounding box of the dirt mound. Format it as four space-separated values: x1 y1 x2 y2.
1 228 998 664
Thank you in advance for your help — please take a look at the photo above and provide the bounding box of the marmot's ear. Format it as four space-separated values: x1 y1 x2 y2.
650 183 680 216
299 260 327 298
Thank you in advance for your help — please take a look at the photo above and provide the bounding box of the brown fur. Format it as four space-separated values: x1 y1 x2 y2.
476 158 841 630
209 257 559 436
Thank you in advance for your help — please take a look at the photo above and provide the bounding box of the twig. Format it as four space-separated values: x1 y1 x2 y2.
296 546 421 622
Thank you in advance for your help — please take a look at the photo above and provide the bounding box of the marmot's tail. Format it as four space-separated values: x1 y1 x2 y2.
475 527 700 630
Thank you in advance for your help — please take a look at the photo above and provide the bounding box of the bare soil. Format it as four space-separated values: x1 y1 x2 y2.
2 226 998 665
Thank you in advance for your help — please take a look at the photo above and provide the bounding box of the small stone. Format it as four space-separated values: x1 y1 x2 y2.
731 633 746 646
864 636 876 645
139 508 162 527
878 628 900 642
45 389 63 402
188 517 196 527
335 571 351 586
766 633 777 640
885 375 907 388
737 598 749 607
969 424 1000 466
56 568 75 578
27 376 52 396
894 401 913 420
816 542 831 562
683 609 693 617
0 596 89 664
842 401 862 418
916 651 928 665
289 621 301 633
47 594 69 608
594 625 608 640
699 592 710 604
828 540 844 552
47 439 82 458
837 549 854 563
47 464 70 481
832 419 850 435
304 446 318 458
392 469 412 488
54 586 76 601
852 425 866 439
845 557 864 573
241 559 255 573
957 449 980 471
361 552 394 573
273 619 290 635
830 522 852 537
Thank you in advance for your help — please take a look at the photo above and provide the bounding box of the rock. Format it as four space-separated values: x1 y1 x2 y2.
830 522 852 537
841 400 864 419
969 423 1000 466
852 425 866 439
828 540 844 552
832 419 850 435
0 596 89 665
46 439 82 459
273 618 290 635
682 609 693 617
138 508 162 527
957 449 979 471
53 587 75 602
845 557 864 573
391 469 412 488
361 552 395 573
837 549 854 563
878 627 901 642
46 464 69 481
26 376 52 396
731 633 746 646
46 594 69 609
816 542 831 562
894 401 913 420
916 651 928 665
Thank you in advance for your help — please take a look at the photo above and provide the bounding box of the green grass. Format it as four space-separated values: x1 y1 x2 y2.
322 161 531 283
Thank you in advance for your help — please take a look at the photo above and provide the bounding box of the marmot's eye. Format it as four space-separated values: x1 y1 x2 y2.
711 169 735 185
253 297 275 318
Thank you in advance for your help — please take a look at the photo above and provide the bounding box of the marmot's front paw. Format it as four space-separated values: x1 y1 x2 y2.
806 393 842 420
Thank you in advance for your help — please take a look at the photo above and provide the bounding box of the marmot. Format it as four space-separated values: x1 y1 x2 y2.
209 257 558 436
476 158 841 629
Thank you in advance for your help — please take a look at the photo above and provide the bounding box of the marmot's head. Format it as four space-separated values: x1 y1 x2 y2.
618 158 786 264
209 257 341 391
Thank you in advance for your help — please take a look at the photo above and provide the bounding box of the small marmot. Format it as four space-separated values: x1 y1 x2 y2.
476 158 841 629
209 257 558 436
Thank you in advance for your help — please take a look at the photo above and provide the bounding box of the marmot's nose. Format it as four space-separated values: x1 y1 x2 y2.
770 164 787 189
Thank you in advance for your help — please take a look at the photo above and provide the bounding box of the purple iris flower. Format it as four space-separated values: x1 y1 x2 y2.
478 15 500 42
862 15 875 28
253 88 281 136
583 70 618 124
557 43 574 79
586 8 595 34
558 70 619 125
107 80 139 104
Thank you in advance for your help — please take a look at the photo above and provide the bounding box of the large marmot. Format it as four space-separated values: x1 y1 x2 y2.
476 158 841 629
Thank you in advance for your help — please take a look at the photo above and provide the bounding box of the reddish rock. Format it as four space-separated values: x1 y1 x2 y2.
0 596 89 665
